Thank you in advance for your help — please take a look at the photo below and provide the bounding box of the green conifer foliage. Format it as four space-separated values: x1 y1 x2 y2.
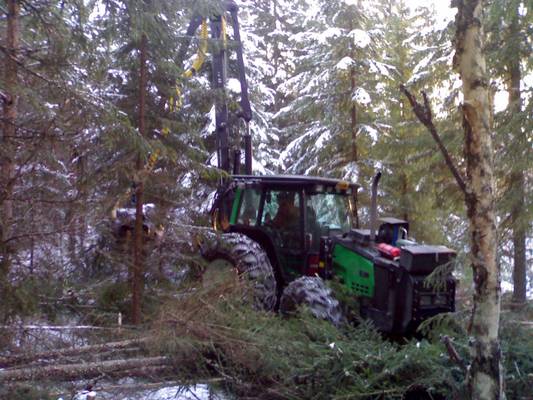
277 0 378 183
486 0 532 303
371 1 465 245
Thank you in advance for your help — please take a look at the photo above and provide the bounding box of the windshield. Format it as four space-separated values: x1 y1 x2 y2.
307 193 353 234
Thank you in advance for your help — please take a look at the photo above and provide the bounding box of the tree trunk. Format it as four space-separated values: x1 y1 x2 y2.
132 32 148 325
68 149 88 268
0 356 170 383
348 17 360 227
453 1 503 399
350 67 358 165
350 67 360 226
507 7 527 305
1 0 19 279
511 179 526 304
401 172 408 222
348 15 358 168
0 337 148 368
77 153 87 257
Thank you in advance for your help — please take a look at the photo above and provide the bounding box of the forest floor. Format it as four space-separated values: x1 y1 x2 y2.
1 271 533 400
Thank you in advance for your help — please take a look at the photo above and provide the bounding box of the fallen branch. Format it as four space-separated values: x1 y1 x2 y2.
441 335 467 371
509 320 533 328
0 337 148 368
0 356 170 383
399 84 467 196
0 324 131 331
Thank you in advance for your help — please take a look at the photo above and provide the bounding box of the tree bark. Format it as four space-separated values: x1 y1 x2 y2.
78 152 87 259
507 6 527 305
350 67 360 226
132 32 148 325
1 0 19 279
350 67 358 165
67 150 88 268
348 18 360 227
453 1 503 398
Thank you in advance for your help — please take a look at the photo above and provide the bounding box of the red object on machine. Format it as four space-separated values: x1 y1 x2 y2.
306 254 320 276
377 243 401 259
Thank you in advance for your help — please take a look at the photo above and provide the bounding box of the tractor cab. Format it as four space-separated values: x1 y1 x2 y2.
211 175 358 286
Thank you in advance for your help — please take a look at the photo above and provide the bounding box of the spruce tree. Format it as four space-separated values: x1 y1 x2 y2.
487 0 532 304
373 1 464 244
238 0 308 172
1 0 19 281
277 0 377 183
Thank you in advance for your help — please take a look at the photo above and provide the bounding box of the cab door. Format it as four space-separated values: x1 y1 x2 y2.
258 189 304 280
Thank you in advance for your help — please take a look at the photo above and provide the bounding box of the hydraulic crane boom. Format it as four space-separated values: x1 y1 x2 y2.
178 1 253 174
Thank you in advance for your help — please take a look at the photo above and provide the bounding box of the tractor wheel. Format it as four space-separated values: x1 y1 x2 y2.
280 276 343 326
200 232 277 311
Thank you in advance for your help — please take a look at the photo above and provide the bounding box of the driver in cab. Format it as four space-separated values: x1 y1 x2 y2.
271 191 299 230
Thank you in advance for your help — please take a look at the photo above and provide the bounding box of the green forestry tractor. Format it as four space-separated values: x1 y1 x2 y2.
182 1 456 335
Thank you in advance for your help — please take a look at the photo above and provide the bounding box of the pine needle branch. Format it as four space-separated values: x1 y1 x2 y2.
399 84 467 196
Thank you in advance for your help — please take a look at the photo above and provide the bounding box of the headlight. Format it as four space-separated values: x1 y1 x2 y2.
418 293 448 307
419 295 433 307
434 294 448 306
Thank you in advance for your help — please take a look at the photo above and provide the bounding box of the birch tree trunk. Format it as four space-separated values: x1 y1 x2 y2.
1 0 19 279
453 1 503 398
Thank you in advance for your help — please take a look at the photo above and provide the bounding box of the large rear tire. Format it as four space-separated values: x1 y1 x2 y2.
200 232 277 311
280 276 343 326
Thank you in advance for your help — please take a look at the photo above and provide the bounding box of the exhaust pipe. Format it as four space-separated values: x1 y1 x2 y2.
369 172 381 243
244 122 252 175
233 148 241 174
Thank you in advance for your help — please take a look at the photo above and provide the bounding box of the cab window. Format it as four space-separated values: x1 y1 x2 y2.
237 188 261 225
307 193 352 232
261 190 301 230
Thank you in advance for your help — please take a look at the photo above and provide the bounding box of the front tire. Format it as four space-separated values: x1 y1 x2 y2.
280 276 343 326
200 232 277 311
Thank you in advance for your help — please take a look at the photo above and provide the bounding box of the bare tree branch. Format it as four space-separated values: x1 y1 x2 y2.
442 335 467 371
399 84 467 196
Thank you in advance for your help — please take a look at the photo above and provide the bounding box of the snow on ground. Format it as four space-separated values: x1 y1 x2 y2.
140 385 226 400
70 383 227 400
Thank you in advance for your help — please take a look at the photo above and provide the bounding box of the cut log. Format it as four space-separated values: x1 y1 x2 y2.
0 338 148 368
0 324 130 331
0 356 170 383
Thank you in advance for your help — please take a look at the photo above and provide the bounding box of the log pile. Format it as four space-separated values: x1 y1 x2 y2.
0 336 172 384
